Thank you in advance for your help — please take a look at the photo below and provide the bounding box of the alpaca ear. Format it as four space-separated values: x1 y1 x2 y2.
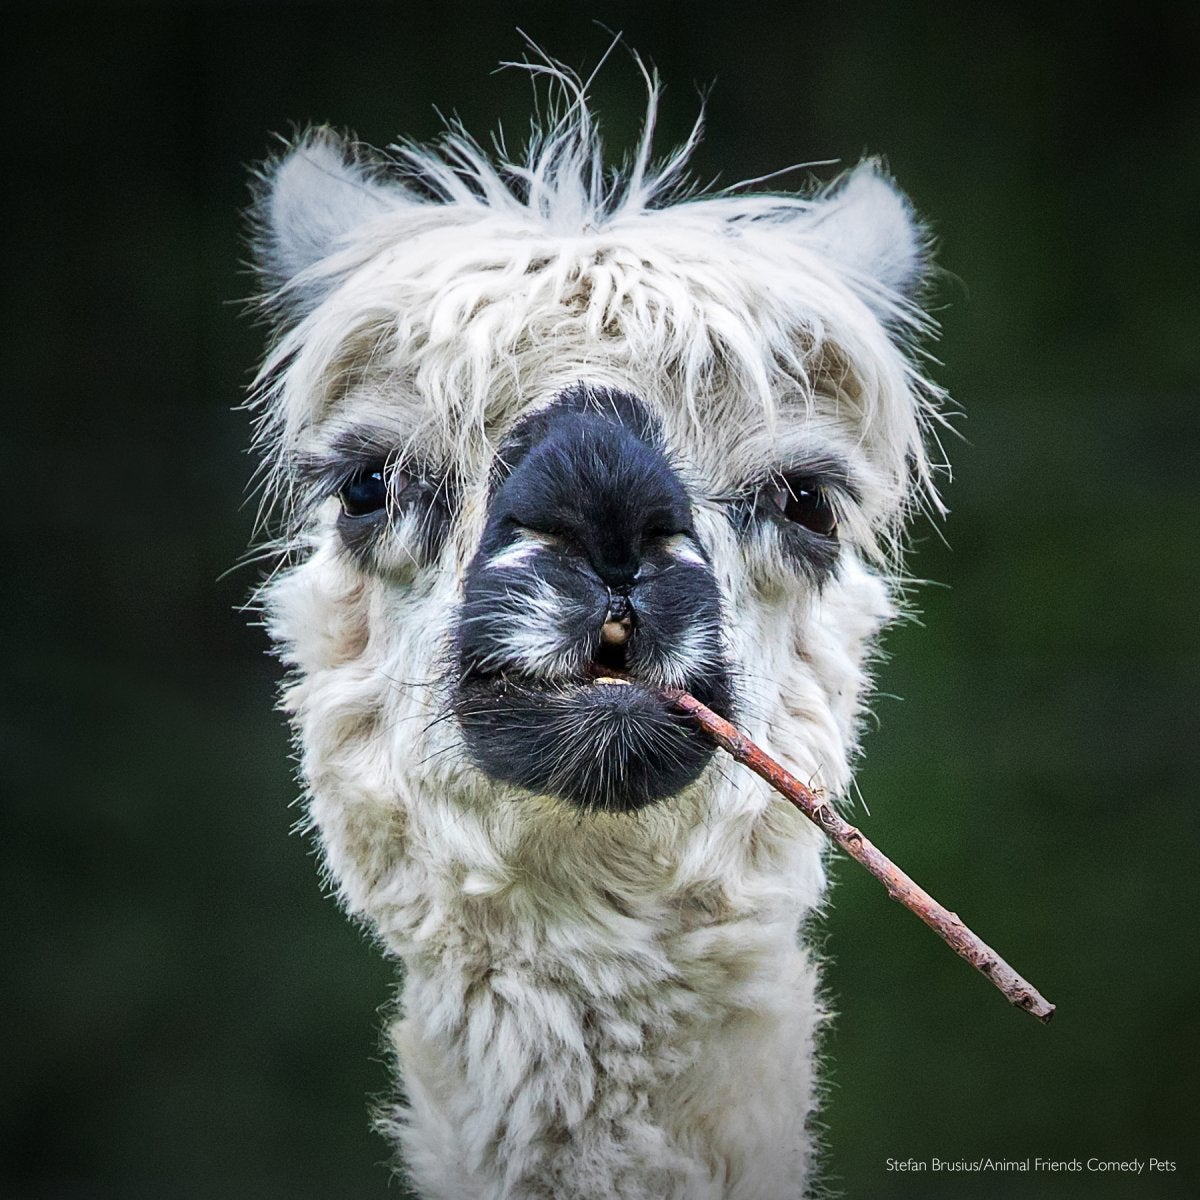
252 129 398 310
805 161 929 304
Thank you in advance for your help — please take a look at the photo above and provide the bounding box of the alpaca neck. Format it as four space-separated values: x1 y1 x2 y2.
388 833 824 1200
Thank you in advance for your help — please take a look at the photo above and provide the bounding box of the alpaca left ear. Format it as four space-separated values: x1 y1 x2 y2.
805 161 929 304
252 129 401 315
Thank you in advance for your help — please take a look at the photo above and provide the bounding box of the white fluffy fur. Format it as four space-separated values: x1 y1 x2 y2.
250 67 943 1199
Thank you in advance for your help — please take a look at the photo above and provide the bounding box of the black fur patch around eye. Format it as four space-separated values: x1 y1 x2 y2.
335 472 453 568
293 429 454 570
728 456 859 586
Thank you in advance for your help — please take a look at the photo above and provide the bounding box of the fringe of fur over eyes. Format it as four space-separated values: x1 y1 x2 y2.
246 61 947 564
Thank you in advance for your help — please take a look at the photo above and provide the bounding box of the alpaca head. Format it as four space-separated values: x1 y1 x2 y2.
249 82 939 934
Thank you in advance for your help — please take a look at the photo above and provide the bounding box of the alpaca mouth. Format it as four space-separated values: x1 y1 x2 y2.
452 659 732 813
592 630 631 675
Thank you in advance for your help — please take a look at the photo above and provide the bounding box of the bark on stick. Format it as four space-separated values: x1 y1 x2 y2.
590 668 1056 1023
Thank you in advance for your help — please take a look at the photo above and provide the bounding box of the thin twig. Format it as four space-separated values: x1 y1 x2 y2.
589 668 1056 1023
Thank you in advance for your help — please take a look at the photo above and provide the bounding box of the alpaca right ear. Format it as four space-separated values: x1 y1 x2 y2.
802 162 930 306
252 129 398 314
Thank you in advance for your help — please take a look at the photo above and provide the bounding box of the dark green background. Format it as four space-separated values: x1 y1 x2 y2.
5 2 1197 1197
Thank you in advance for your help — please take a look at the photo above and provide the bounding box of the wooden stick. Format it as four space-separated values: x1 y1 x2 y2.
590 668 1055 1023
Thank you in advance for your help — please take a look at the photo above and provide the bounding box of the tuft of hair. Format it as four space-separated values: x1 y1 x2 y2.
246 56 947 565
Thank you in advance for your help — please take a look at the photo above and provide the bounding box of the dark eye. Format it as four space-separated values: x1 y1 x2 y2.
339 466 388 517
766 476 838 537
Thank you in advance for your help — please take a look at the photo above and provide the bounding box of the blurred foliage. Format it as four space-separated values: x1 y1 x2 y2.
3 2 1197 1197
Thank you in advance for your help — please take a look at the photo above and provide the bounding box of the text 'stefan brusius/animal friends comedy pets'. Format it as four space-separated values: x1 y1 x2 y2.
244 57 1044 1200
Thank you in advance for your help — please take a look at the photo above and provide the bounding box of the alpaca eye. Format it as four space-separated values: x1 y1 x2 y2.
330 456 451 570
767 476 837 537
339 467 388 517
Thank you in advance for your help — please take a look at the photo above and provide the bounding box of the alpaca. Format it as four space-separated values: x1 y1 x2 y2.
247 67 942 1200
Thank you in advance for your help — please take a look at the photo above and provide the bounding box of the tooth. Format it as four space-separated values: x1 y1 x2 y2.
594 676 630 686
600 619 630 645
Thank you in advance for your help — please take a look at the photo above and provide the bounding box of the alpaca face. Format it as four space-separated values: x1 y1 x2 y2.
249 103 939 929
